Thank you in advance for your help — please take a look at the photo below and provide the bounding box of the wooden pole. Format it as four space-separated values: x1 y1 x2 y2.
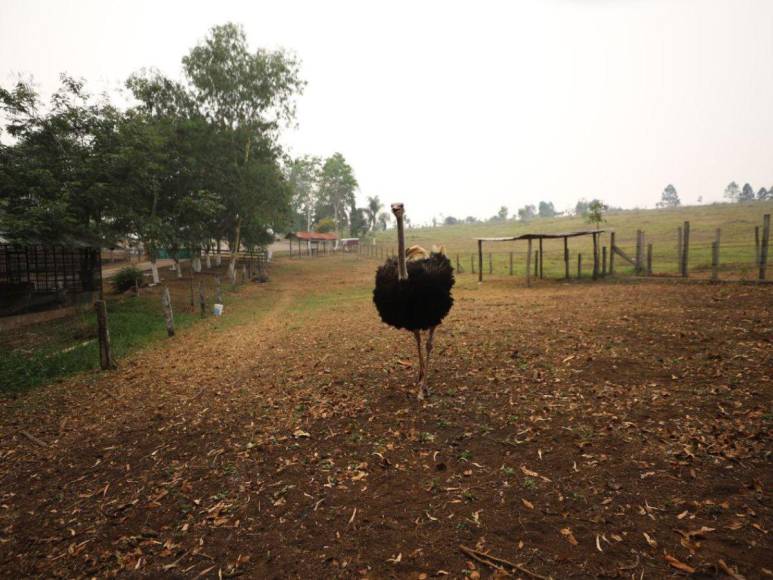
681 221 690 278
478 240 483 282
471 254 475 274
488 252 493 275
509 251 514 276
592 232 599 280
95 299 116 369
646 243 653 276
539 238 544 279
456 253 461 273
534 250 539 278
215 276 223 304
199 282 206 318
602 246 607 276
677 226 683 275
711 241 719 281
526 239 532 287
760 214 770 281
161 286 174 337
577 253 582 279
563 237 569 279
634 229 641 274
755 226 760 268
609 232 615 275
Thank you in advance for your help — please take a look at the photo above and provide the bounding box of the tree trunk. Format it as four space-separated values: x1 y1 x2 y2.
229 216 242 283
205 250 212 269
151 258 160 284
175 257 183 279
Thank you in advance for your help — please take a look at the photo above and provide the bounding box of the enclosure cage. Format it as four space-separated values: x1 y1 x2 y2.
0 243 102 317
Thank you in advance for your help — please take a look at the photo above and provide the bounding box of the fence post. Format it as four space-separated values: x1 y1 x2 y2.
215 276 223 304
609 232 615 275
646 243 653 276
488 252 493 275
534 250 539 278
526 239 532 287
478 240 483 282
760 214 770 281
677 226 683 275
563 237 569 279
711 241 719 281
456 253 461 273
755 226 760 268
471 254 475 275
509 251 514 276
602 246 607 276
577 253 582 279
681 221 690 278
539 238 544 279
635 229 642 274
161 286 175 337
95 299 116 369
592 232 599 280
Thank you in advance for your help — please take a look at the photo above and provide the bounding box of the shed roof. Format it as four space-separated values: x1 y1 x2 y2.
286 231 338 241
475 230 606 242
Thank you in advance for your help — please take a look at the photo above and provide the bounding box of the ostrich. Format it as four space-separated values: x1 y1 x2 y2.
373 203 455 399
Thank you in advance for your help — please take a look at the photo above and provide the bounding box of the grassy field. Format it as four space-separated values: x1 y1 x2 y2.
373 201 773 278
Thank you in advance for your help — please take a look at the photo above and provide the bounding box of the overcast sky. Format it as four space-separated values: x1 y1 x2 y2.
2 0 772 224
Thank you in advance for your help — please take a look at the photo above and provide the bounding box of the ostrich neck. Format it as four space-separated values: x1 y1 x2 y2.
396 214 408 280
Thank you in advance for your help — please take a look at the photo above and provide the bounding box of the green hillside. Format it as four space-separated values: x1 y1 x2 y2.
372 201 773 279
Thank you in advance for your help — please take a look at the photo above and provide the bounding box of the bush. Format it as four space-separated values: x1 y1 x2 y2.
111 266 144 293
315 217 336 233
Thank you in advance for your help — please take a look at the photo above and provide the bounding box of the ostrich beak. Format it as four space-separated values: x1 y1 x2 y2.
391 203 404 218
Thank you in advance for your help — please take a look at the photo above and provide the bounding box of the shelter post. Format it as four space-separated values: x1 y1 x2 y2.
609 232 616 275
526 238 532 287
592 232 599 280
478 240 483 282
539 238 544 279
760 214 770 280
563 237 569 279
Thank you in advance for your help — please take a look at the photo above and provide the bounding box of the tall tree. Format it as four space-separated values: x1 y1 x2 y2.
656 184 680 208
538 201 556 218
317 153 358 232
517 205 536 222
288 155 321 232
739 183 755 202
181 22 304 279
585 199 608 229
365 196 383 231
724 181 740 202
758 187 770 201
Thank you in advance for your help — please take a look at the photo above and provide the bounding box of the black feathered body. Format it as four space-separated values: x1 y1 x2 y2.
373 253 455 331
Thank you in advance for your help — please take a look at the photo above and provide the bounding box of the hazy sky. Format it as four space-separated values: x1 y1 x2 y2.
2 0 772 224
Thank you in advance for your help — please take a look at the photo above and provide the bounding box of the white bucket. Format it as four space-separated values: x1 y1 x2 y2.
213 303 224 316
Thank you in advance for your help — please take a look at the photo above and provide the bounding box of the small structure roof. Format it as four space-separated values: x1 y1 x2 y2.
286 231 338 241
475 229 606 242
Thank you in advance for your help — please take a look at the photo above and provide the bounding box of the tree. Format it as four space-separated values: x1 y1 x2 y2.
315 217 336 233
316 153 358 232
443 216 459 225
181 22 304 280
349 204 368 237
724 181 740 202
739 183 755 202
517 205 536 222
759 187 770 201
288 155 321 232
585 199 608 229
574 199 590 216
377 211 391 231
365 196 383 231
497 206 508 221
538 201 556 218
0 76 125 245
464 216 479 224
656 184 680 208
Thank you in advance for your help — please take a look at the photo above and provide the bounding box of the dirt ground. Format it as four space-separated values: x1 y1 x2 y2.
0 254 771 579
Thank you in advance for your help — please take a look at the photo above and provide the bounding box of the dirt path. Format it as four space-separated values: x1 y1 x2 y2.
1 256 771 578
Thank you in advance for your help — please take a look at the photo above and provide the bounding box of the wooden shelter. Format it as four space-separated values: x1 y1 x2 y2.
474 230 607 284
285 231 338 256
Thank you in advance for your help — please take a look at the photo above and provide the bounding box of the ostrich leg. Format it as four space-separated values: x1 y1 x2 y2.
423 326 437 397
413 330 428 400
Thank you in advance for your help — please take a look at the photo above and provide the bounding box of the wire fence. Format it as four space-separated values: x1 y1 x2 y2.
353 215 772 283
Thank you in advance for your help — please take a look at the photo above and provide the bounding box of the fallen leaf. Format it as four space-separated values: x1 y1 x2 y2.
664 554 695 574
560 527 578 546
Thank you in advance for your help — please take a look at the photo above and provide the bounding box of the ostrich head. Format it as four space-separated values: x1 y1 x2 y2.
391 203 405 219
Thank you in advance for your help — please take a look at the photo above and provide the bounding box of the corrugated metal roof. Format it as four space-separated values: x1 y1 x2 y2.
286 231 338 241
475 230 607 241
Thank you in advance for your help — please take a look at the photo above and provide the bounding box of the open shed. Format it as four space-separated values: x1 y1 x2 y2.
475 230 607 284
285 231 338 256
